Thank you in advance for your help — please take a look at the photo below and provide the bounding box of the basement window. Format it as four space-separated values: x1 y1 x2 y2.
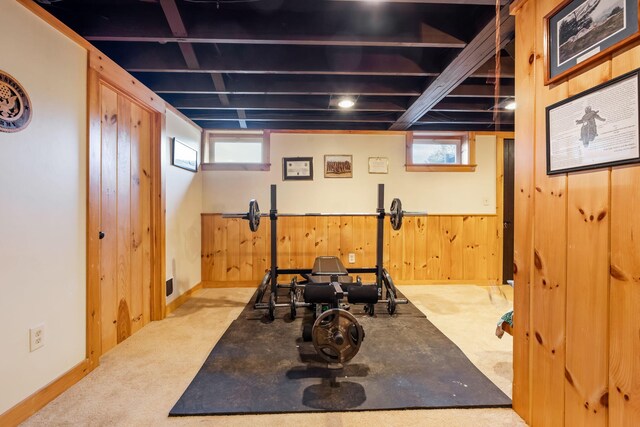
406 131 476 172
202 131 271 171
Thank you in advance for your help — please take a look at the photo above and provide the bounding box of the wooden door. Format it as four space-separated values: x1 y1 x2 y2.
502 138 515 283
99 82 153 354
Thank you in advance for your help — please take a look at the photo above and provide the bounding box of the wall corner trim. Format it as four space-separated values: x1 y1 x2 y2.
0 359 93 427
166 282 204 315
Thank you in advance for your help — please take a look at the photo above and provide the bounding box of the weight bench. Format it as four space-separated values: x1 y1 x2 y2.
241 185 413 364
304 256 378 305
309 256 352 285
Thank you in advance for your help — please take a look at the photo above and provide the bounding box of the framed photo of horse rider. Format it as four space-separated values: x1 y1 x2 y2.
544 0 640 85
546 69 640 175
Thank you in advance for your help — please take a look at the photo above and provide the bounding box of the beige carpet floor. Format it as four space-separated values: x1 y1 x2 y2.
22 285 525 427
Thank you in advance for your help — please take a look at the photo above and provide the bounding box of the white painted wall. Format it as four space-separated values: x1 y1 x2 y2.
165 111 202 304
0 0 87 414
202 133 497 215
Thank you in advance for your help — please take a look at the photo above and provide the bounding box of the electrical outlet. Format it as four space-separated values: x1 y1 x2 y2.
482 198 490 206
30 324 44 352
348 253 356 264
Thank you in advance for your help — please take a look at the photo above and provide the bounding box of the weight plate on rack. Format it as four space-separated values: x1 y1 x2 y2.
387 292 396 315
255 270 271 305
390 198 403 231
290 278 297 320
268 292 275 321
249 199 261 232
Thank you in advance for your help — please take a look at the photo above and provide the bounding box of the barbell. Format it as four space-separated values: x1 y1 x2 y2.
223 198 426 232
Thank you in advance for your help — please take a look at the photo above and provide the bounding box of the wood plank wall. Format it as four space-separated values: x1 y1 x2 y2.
98 82 153 355
201 214 501 285
512 0 640 425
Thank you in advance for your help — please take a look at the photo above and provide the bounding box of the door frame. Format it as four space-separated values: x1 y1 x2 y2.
502 138 515 283
473 131 515 285
493 132 515 286
87 66 166 368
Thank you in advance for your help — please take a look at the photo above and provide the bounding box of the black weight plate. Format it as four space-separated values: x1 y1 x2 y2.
390 198 403 231
249 199 260 232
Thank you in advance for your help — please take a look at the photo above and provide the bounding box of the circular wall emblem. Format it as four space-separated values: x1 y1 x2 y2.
0 71 32 133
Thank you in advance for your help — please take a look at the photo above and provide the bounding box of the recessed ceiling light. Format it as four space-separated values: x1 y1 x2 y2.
505 101 516 110
338 98 355 109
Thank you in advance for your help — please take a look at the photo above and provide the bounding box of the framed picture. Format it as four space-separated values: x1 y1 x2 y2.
283 157 313 180
546 69 640 175
544 0 639 85
171 138 198 173
368 157 389 174
324 154 353 178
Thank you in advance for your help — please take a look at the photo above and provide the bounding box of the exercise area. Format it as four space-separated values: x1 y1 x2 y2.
12 0 639 424
223 184 416 364
166 184 511 416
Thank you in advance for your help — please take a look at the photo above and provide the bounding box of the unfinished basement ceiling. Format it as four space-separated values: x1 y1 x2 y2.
37 0 515 131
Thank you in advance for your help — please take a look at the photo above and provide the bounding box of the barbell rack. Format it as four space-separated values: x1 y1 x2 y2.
222 184 424 318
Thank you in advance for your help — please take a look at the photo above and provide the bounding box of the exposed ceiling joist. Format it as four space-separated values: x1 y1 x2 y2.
176 43 200 70
431 101 510 113
191 114 512 125
123 55 509 78
210 73 230 106
84 22 465 49
165 97 508 114
236 109 248 129
448 83 514 98
38 0 514 132
194 118 513 126
197 121 509 131
170 97 407 112
200 121 393 131
158 0 187 37
138 74 424 96
158 0 237 123
390 5 515 129
81 5 467 49
196 117 399 124
117 49 439 76
472 56 514 78
136 74 515 98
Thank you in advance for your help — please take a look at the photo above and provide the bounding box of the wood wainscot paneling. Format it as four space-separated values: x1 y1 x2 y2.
201 214 501 286
564 63 611 427
512 0 640 425
530 2 569 426
609 44 640 427
512 0 535 420
96 81 157 355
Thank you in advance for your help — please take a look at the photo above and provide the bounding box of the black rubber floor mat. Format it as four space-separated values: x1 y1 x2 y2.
170 291 511 416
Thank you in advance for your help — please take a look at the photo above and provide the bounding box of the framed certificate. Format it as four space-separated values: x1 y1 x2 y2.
368 157 389 174
282 157 313 180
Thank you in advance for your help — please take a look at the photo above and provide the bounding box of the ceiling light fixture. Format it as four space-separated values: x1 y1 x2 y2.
504 101 516 111
338 98 356 109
